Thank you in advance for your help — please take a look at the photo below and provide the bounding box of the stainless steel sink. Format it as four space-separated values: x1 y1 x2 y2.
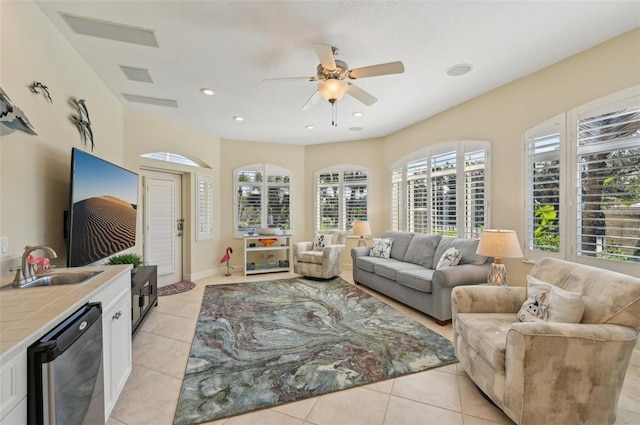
15 271 104 289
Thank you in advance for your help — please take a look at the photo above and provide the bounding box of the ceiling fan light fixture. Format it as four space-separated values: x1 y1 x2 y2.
317 79 348 101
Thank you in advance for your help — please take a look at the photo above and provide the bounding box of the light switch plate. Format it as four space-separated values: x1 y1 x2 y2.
0 237 7 257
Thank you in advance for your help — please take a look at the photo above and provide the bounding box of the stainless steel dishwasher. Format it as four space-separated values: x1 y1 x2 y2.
27 302 105 425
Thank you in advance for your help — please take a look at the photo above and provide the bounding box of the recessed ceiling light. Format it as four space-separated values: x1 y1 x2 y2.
305 125 314 130
446 64 473 77
200 88 216 96
233 116 244 122
349 127 363 131
352 112 363 117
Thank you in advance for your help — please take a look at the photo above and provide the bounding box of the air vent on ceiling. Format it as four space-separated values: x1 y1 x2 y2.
120 66 153 83
60 13 158 47
122 94 177 108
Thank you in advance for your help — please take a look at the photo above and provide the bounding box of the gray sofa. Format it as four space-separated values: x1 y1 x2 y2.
351 231 492 324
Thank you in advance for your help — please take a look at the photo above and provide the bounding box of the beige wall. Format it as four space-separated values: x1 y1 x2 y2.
1 1 638 285
0 1 124 270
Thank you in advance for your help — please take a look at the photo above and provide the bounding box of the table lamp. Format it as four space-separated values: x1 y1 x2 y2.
476 229 523 286
352 221 372 247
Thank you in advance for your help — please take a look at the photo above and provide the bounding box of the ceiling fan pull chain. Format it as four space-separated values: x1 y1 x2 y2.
332 100 338 127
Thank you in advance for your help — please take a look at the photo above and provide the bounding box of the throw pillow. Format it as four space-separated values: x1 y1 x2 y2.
369 238 393 258
436 247 461 269
517 275 584 323
313 233 333 251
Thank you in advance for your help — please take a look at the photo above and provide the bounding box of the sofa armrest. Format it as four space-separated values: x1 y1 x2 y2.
432 263 492 289
350 246 371 259
452 286 527 314
503 322 638 424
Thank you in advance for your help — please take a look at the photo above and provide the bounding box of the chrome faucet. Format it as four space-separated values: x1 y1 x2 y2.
13 245 58 286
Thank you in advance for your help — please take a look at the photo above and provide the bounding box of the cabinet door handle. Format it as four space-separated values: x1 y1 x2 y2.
113 310 122 320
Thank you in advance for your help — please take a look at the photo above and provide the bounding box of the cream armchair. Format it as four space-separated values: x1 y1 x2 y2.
452 257 640 425
293 230 346 279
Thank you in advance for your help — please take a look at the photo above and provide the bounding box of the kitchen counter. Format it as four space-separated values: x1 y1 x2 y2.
0 265 131 359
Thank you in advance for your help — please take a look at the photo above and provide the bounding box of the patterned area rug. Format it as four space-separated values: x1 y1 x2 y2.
158 281 196 296
173 277 457 425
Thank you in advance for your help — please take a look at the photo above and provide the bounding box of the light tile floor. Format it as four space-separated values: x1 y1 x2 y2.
108 271 640 425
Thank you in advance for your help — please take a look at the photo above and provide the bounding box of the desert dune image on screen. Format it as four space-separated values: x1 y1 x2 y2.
69 150 138 267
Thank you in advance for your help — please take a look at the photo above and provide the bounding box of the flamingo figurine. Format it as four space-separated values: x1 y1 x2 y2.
220 246 234 276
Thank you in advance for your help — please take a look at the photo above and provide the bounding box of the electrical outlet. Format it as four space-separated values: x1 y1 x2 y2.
0 237 7 257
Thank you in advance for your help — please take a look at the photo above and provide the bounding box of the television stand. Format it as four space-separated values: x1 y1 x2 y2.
131 265 157 336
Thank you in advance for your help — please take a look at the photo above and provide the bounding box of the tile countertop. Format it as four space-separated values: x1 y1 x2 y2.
0 264 131 359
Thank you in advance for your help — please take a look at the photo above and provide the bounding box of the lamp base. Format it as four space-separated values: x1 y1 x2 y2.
357 237 366 247
487 262 508 286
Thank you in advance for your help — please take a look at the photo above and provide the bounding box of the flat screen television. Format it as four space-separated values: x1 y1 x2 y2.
67 148 139 267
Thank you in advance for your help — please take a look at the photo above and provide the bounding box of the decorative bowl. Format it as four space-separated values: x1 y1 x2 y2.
256 227 279 235
258 238 278 247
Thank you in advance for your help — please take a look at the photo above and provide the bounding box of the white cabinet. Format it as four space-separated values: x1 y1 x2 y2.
92 273 132 421
243 235 292 276
0 347 26 424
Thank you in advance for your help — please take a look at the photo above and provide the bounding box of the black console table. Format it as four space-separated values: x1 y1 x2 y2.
131 265 158 336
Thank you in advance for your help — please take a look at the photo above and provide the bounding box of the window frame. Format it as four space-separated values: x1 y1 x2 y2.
233 164 291 238
314 164 370 233
195 173 214 241
391 140 490 238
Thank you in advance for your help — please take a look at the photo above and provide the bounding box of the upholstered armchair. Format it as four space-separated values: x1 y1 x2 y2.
452 257 640 425
293 230 346 279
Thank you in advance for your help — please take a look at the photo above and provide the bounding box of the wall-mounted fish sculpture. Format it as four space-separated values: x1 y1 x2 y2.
0 86 37 136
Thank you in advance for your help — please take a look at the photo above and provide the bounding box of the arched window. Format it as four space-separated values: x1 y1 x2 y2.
315 165 369 232
391 140 490 238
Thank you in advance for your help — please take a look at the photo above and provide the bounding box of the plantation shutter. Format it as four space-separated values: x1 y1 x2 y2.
196 174 213 241
406 157 429 233
315 166 369 232
464 149 486 239
430 151 457 235
344 170 368 231
524 118 563 260
576 103 640 262
391 166 404 231
235 165 292 236
316 171 340 230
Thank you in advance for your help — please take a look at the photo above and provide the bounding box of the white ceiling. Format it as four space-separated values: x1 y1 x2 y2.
35 1 640 146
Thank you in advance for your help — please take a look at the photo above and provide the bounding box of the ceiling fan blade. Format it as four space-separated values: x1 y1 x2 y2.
347 83 377 106
263 76 318 82
313 43 337 71
348 61 405 79
302 90 322 111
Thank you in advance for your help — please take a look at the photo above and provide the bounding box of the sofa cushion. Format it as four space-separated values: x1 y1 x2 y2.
403 234 441 267
296 250 324 265
370 238 393 258
397 269 436 293
455 312 516 371
374 260 424 281
355 256 395 273
433 236 488 268
381 231 415 261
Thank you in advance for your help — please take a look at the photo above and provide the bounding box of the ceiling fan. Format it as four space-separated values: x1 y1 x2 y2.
264 44 405 126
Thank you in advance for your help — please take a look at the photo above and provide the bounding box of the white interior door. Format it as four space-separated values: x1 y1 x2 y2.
143 170 183 287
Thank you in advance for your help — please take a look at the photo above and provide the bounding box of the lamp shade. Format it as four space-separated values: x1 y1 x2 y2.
318 79 348 101
352 221 372 237
476 229 523 259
